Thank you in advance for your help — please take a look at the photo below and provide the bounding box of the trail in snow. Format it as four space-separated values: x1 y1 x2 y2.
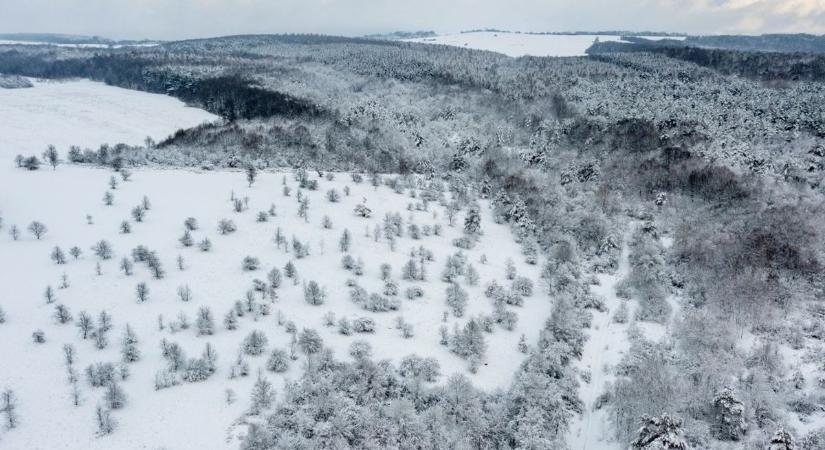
567 229 632 450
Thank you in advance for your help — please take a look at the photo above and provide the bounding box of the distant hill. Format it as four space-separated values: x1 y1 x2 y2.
684 34 825 54
0 32 158 46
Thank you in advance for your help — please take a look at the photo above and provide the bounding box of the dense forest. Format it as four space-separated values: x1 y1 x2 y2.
2 35 825 448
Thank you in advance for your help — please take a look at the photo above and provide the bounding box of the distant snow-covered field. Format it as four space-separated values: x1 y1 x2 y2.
0 78 217 160
405 31 685 57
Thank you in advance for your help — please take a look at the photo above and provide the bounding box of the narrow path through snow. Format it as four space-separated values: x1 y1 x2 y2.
567 228 632 450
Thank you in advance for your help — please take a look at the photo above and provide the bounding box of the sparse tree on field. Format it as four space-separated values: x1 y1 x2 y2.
224 310 238 330
136 282 149 303
131 205 145 222
243 330 268 356
176 255 185 271
109 176 118 190
179 230 193 247
146 252 165 279
218 218 236 234
303 281 326 305
121 324 140 363
119 169 132 182
42 145 59 170
44 285 56 304
28 221 47 239
119 257 133 276
141 196 151 211
103 191 114 206
54 304 72 324
177 285 192 302
199 238 212 252
284 261 297 280
1 389 19 429
120 220 131 234
69 246 82 259
92 329 109 350
77 311 94 339
51 246 67 264
184 217 198 231
243 256 260 271
32 330 46 343
98 311 112 333
246 165 258 187
339 229 351 252
196 306 215 336
298 197 310 222
95 405 116 435
104 381 126 410
92 240 113 260
267 267 282 290
9 224 20 241
326 189 340 203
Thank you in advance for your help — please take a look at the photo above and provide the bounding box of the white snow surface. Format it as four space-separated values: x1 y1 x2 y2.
404 32 685 57
0 80 552 449
0 78 217 159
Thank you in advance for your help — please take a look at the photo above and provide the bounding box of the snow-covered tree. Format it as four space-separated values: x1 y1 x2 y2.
249 373 275 415
712 387 747 441
243 330 268 356
121 324 140 363
267 349 290 373
631 414 689 450
196 306 215 336
303 281 326 306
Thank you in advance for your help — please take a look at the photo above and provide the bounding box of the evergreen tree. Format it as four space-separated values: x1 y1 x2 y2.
249 373 275 415
243 330 268 356
712 387 747 441
121 324 140 363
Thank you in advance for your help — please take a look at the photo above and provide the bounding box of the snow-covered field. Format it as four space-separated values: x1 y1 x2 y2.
0 78 217 159
404 31 685 57
0 81 552 448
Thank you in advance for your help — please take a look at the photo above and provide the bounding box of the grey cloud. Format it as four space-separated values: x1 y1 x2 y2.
0 0 822 40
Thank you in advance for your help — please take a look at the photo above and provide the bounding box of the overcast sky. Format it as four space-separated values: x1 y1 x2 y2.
0 0 823 41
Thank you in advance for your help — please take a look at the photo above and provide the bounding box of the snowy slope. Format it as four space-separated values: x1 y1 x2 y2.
404 32 685 57
0 165 551 449
0 78 217 161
